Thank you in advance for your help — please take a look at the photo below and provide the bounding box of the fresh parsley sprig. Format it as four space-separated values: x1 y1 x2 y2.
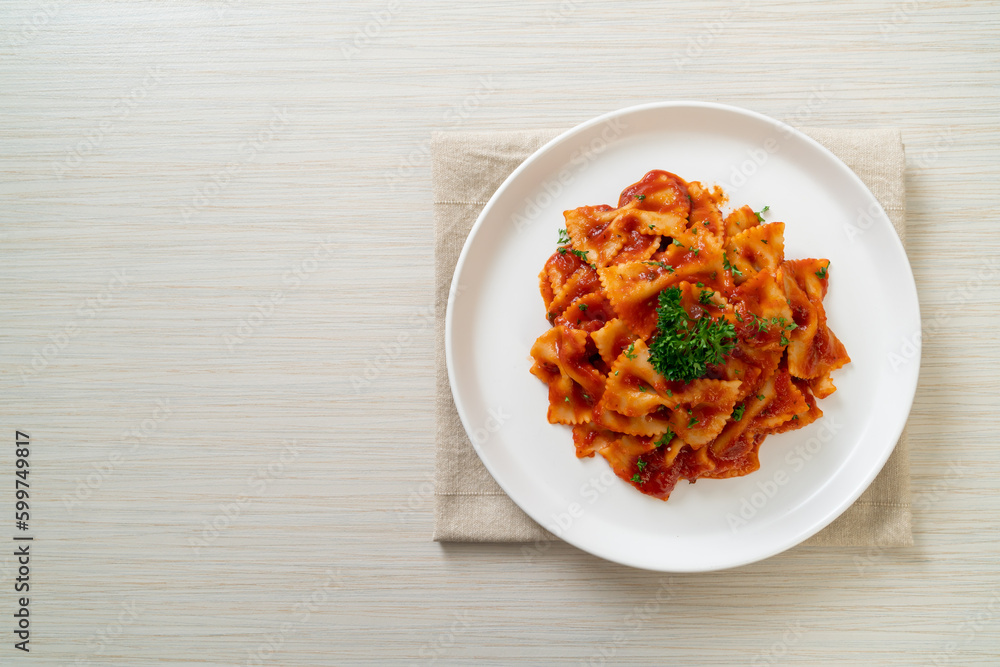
654 427 675 448
723 252 743 277
570 248 597 270
556 228 597 269
643 260 674 273
648 286 736 383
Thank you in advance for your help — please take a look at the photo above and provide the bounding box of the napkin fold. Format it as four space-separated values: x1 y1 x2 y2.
432 126 912 548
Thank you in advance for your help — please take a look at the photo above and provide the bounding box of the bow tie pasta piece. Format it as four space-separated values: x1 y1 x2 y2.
709 369 801 459
781 259 851 385
591 318 639 367
552 292 618 334
724 204 761 240
732 268 796 353
544 265 602 325
753 370 810 432
598 261 680 339
529 326 605 425
598 339 742 447
598 434 659 476
725 222 786 285
571 423 620 459
686 181 726 240
592 399 674 437
617 169 691 218
563 205 628 269
664 378 743 448
607 212 662 265
539 246 593 313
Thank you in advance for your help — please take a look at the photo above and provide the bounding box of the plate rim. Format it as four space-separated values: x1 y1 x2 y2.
444 100 920 572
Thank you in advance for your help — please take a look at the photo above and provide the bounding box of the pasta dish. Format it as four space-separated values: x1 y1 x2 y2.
529 169 851 499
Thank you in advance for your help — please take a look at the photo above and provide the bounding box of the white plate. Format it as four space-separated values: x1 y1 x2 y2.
445 101 920 572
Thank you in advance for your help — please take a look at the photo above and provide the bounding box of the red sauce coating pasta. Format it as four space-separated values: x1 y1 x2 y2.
530 170 851 500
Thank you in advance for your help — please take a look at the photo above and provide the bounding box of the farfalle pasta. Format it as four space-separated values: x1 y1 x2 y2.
529 170 851 500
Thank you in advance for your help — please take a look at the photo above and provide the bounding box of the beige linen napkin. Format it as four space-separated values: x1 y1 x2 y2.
433 127 912 548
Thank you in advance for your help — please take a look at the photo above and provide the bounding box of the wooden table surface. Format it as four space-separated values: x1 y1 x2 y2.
2 1 999 665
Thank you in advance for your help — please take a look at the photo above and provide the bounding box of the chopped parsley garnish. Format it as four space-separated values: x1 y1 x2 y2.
624 342 637 360
696 282 704 288
687 415 698 428
557 247 567 255
732 404 746 421
648 286 736 382
557 227 571 245
755 205 770 223
568 248 597 270
757 394 765 401
672 239 684 247
635 194 646 201
691 248 699 255
564 397 570 402
638 385 646 393
654 427 674 448
761 239 768 245
578 303 588 311
631 473 641 483
723 252 743 277
792 415 799 420
649 224 655 230
636 459 648 471
698 289 714 305
780 334 790 346
815 262 829 279
643 260 674 272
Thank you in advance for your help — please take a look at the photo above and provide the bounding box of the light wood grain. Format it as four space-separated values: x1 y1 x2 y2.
1 1 999 665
